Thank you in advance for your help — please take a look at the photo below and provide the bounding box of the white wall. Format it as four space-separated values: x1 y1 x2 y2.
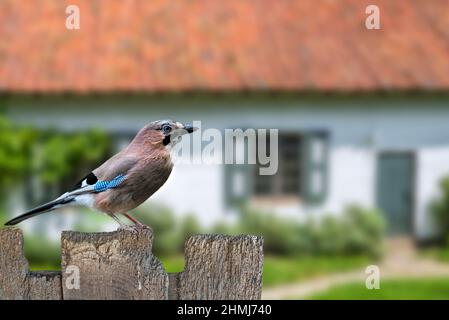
150 164 226 226
325 147 376 214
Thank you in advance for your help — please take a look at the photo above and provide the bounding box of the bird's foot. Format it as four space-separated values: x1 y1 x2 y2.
134 223 151 231
117 224 140 234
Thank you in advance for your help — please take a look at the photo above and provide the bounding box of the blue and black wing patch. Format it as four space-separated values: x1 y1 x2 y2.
94 175 126 192
71 172 125 193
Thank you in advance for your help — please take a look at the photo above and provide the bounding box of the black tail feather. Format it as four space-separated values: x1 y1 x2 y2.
4 197 74 226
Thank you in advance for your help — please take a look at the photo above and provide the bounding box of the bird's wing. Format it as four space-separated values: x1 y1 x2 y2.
68 155 139 196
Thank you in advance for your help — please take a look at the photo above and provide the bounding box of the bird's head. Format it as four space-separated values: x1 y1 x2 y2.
137 120 197 147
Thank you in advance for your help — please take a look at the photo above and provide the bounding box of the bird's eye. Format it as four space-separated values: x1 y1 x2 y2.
161 124 172 134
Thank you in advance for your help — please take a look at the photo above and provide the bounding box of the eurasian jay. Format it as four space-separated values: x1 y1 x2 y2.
4 120 196 230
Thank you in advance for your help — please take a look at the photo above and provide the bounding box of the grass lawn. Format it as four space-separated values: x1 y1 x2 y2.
160 255 371 288
421 247 449 262
308 278 449 300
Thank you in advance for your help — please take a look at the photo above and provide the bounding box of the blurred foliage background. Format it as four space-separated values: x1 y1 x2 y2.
0 115 111 212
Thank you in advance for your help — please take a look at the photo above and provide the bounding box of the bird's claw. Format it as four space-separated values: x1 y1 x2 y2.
135 223 151 230
117 224 140 234
117 224 150 234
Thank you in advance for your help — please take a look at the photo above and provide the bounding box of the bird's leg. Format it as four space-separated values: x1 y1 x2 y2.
123 212 149 229
110 213 137 233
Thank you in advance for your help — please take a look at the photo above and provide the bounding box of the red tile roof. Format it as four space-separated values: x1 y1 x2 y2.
1 0 449 92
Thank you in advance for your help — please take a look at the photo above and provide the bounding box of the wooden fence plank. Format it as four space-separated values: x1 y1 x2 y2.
61 228 168 300
177 234 264 300
0 228 62 300
27 271 62 300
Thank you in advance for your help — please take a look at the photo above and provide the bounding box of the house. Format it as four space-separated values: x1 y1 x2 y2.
1 0 449 240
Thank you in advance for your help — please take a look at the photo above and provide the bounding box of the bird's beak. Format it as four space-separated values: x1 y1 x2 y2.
183 124 198 134
171 122 198 137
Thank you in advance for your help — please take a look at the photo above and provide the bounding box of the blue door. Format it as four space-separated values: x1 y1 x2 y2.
376 153 414 235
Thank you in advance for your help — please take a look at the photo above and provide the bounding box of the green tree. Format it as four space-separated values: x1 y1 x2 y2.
34 129 112 193
0 117 35 199
0 115 112 221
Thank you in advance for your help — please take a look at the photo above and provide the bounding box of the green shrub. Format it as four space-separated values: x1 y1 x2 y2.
0 115 112 209
237 208 308 255
431 176 449 242
314 215 346 255
34 129 112 190
212 205 386 259
0 117 36 203
342 205 386 258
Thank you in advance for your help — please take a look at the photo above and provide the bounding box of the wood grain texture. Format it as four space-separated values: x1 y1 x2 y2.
0 228 62 300
26 271 62 300
61 228 168 300
168 273 180 300
178 234 264 300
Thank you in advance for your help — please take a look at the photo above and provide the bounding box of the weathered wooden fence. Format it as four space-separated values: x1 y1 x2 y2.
0 227 263 300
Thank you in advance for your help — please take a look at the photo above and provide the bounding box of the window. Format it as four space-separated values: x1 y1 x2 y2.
224 130 329 206
253 133 302 197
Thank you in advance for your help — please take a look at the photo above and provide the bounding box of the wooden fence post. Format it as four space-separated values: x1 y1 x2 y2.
61 228 168 300
0 228 61 300
0 228 263 300
175 234 264 300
